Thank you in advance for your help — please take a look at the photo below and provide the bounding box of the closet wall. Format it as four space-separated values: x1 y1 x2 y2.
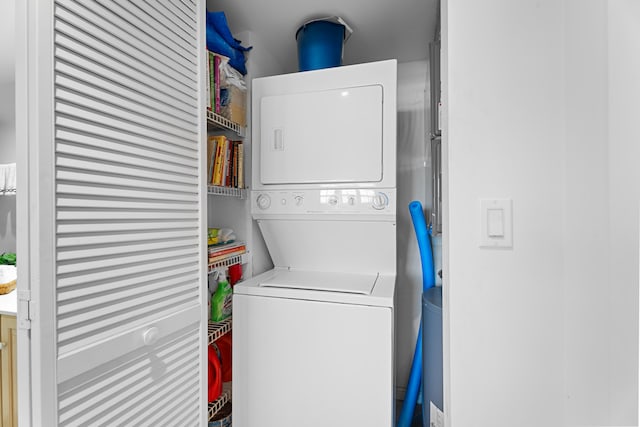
206 1 438 398
395 59 434 395
444 0 640 425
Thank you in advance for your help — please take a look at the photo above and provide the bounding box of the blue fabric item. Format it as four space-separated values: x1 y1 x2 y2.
206 11 252 75
208 11 251 52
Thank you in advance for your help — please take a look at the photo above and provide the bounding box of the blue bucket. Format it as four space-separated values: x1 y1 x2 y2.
296 18 352 72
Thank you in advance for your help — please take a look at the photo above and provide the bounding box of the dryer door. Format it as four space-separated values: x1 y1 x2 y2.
260 85 383 184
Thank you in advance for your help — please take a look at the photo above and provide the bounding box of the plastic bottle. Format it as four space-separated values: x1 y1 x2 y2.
211 271 233 322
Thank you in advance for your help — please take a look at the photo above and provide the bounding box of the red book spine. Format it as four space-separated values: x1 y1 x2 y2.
208 248 247 263
225 141 233 187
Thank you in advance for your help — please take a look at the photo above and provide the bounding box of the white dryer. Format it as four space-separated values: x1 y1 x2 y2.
233 60 397 427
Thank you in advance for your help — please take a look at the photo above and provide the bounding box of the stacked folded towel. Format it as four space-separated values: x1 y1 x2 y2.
0 163 16 194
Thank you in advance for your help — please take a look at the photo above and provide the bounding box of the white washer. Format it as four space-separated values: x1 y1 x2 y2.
233 60 397 427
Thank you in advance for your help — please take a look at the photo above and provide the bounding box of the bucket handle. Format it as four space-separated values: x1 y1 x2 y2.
335 17 353 41
299 16 354 42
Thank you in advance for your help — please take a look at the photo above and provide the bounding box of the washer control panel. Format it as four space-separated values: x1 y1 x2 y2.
252 189 396 215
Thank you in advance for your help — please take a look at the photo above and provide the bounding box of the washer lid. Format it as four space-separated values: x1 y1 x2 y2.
259 269 378 295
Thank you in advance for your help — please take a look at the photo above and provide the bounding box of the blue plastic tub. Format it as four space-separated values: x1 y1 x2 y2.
422 286 443 427
296 19 348 72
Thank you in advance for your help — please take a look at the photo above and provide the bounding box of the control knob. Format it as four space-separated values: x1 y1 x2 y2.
371 192 389 210
294 195 304 206
256 193 271 210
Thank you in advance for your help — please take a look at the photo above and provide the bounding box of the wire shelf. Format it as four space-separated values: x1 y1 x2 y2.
207 252 248 274
206 110 246 137
207 185 246 199
207 389 231 420
208 317 232 345
207 324 232 420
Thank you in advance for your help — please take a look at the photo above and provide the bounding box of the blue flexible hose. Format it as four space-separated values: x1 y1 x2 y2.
409 201 436 291
397 201 435 427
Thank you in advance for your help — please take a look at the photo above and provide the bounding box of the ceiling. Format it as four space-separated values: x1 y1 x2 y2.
207 0 439 74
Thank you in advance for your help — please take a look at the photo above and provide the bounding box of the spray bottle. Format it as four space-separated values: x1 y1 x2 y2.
211 270 233 322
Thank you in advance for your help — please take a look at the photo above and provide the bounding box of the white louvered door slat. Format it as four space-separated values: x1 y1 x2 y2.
55 75 197 132
95 0 197 63
154 0 198 31
56 253 199 287
55 101 198 151
57 0 197 85
24 0 206 425
55 116 198 159
57 264 199 300
55 140 198 176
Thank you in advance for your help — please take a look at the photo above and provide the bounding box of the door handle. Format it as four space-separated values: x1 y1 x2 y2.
274 128 283 151
0 342 5 351
143 327 160 346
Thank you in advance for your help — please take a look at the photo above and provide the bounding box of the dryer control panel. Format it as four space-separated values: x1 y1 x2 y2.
251 189 396 216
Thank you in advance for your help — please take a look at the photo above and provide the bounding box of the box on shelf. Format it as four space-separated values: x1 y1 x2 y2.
220 84 246 127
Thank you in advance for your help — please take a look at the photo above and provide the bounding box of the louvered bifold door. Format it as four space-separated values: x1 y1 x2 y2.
34 0 205 425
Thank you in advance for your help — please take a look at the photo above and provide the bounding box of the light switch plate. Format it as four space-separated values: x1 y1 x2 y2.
480 199 513 248
487 208 504 237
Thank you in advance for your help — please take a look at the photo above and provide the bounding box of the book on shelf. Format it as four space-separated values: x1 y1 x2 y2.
208 242 247 263
208 241 245 253
206 136 217 184
232 141 239 188
225 141 233 187
237 142 244 189
221 138 229 186
207 51 226 114
206 50 211 111
220 138 231 188
209 244 245 256
207 138 243 190
214 54 221 114
206 51 246 128
211 135 226 186
209 248 246 263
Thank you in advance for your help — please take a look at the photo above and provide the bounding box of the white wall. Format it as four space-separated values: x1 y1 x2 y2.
563 4 640 422
607 1 640 423
444 1 566 425
563 1 611 424
444 1 640 426
395 60 433 396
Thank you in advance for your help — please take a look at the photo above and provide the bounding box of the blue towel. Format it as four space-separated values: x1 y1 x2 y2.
206 11 252 75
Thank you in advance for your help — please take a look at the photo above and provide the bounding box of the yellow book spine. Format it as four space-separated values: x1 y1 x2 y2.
212 135 226 185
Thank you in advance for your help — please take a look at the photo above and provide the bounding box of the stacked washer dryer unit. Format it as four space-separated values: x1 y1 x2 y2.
233 60 397 427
